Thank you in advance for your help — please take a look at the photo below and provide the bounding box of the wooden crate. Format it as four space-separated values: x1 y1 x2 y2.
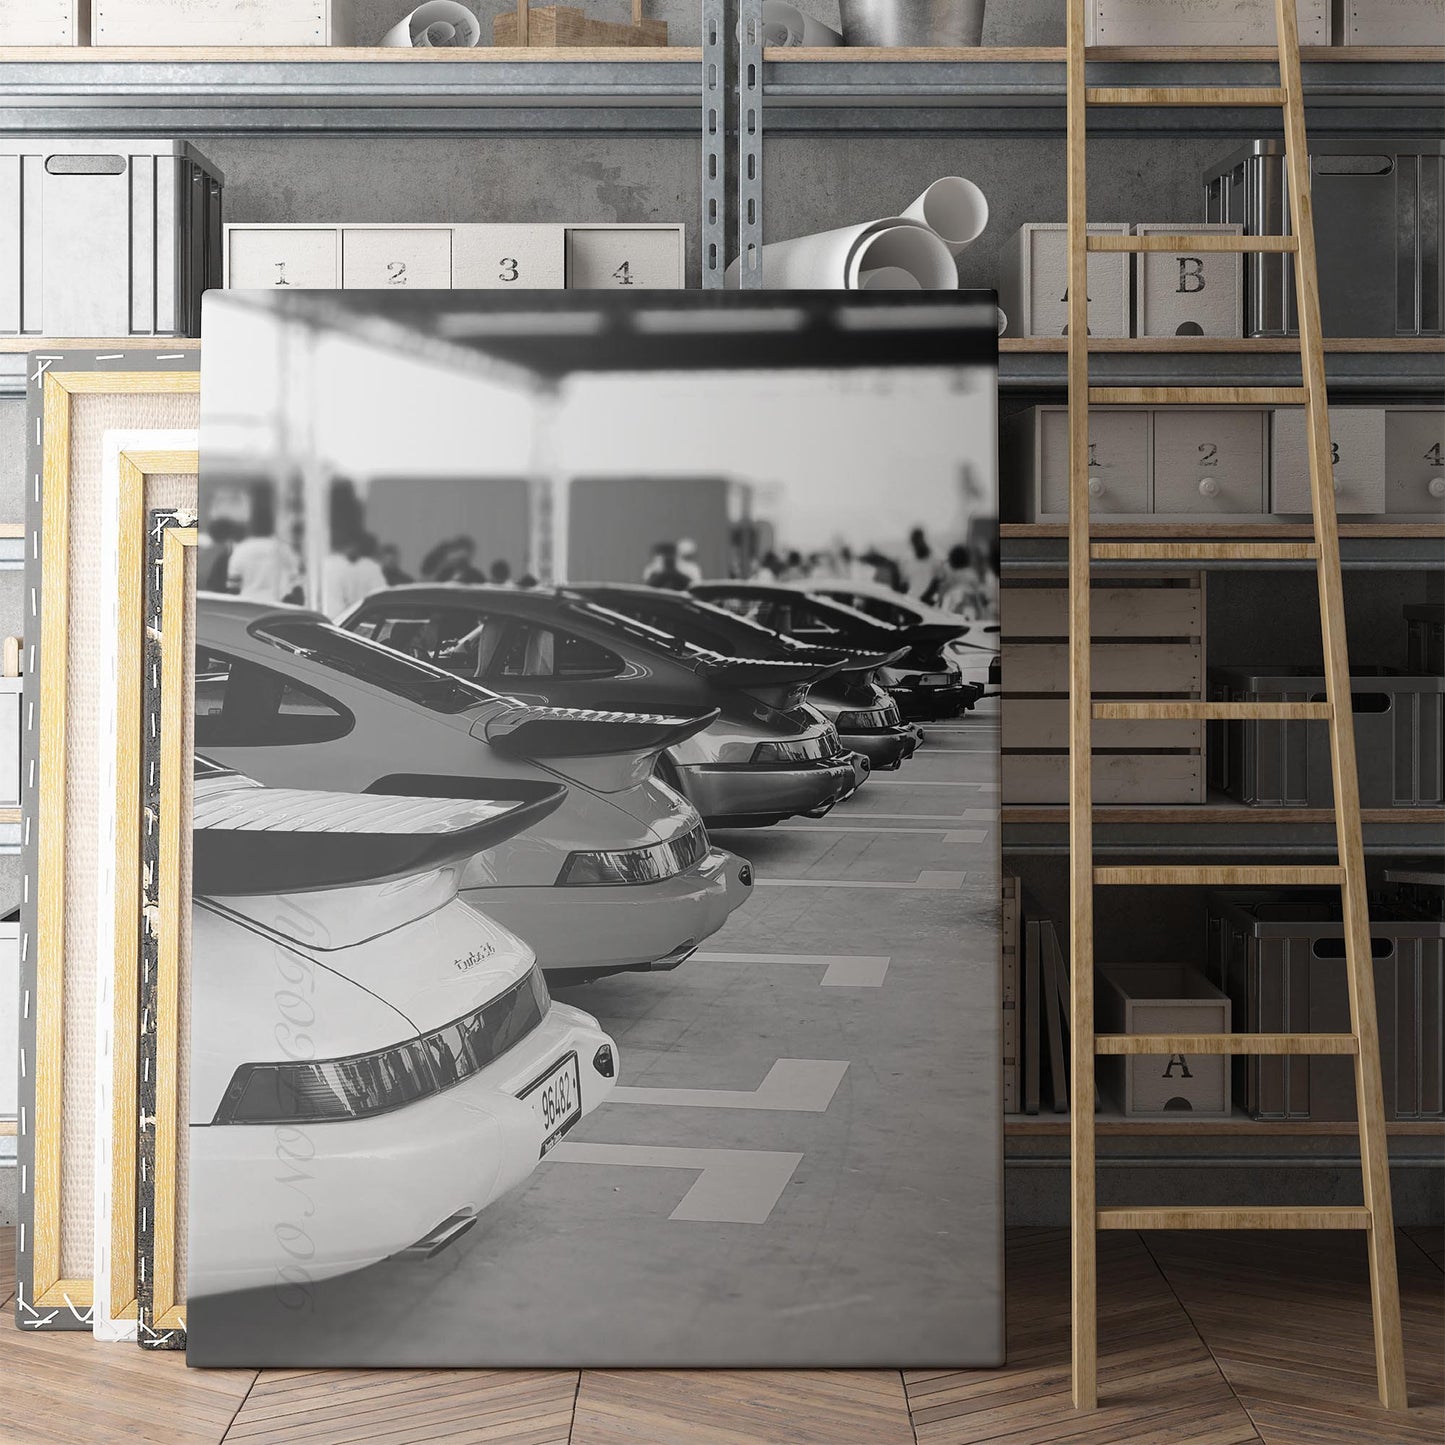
1001 573 1207 806
1134 222 1243 340
996 223 1130 339
0 0 86 43
93 0 356 45
494 1 667 46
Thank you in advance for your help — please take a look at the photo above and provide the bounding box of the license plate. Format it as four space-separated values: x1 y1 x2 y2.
522 1052 582 1157
920 673 954 686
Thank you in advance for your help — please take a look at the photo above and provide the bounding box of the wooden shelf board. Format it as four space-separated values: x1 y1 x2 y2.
1002 805 1445 827
1006 1113 1445 1138
1000 337 1444 354
0 45 701 61
770 45 1445 62
1002 522 1445 539
0 338 199 353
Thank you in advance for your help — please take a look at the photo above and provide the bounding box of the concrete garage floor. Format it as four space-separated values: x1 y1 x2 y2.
187 706 1003 1369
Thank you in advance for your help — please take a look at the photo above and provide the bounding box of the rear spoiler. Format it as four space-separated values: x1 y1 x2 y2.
697 655 844 689
194 784 568 896
476 703 719 759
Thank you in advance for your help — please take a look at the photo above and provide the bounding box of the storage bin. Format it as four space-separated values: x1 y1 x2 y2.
93 0 356 45
996 223 1131 339
1005 406 1150 521
1384 407 1445 514
1207 891 1444 1120
1405 603 1445 676
1134 222 1243 339
1098 966 1232 1119
565 224 686 289
0 139 223 338
1204 139 1445 338
0 0 86 43
1208 664 1445 807
1089 0 1329 44
1332 0 1445 44
1271 406 1387 516
0 675 19 809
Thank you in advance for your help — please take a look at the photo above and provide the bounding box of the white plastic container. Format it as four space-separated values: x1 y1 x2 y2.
92 0 357 46
0 0 87 44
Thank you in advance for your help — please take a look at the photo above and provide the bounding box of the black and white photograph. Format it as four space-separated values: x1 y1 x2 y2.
187 288 1002 1368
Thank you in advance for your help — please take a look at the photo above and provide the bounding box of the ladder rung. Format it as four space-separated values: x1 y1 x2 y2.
1087 234 1297 253
1094 866 1345 886
1095 1033 1358 1057
1090 542 1321 562
1086 86 1287 107
1097 1206 1371 1232
1093 701 1331 721
1088 387 1308 406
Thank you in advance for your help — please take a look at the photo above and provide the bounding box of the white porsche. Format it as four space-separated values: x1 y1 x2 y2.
188 758 619 1298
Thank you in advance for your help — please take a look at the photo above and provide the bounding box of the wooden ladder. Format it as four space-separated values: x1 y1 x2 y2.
1064 0 1407 1412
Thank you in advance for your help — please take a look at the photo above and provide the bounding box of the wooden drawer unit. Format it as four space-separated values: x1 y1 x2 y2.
997 223 1131 339
1088 0 1329 44
226 226 339 290
453 225 566 290
1151 408 1267 517
341 227 453 290
93 0 356 44
1134 222 1243 339
1384 407 1445 515
1001 574 1206 806
1008 406 1149 522
1271 406 1387 516
565 224 685 289
0 0 85 42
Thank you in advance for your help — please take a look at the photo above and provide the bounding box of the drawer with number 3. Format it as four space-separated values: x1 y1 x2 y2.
453 225 565 290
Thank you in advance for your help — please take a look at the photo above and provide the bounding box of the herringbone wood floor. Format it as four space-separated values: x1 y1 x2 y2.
2 1226 1440 1444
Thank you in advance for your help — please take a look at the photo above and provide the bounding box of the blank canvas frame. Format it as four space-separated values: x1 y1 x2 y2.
16 356 199 1330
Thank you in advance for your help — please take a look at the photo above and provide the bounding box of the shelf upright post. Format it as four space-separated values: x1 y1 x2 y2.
702 0 728 288
736 0 763 289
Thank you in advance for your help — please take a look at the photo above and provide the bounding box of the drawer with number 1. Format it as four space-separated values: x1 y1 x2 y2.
223 222 685 292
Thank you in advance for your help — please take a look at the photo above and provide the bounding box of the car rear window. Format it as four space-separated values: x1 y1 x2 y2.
254 618 498 715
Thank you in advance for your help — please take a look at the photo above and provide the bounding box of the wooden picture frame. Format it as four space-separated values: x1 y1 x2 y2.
94 439 199 1341
15 353 199 1331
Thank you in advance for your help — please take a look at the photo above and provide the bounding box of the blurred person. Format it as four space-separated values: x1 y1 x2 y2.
936 541 997 618
354 532 387 596
902 527 942 599
751 551 782 582
436 536 485 584
675 538 703 585
226 494 300 603
643 541 691 591
779 550 805 581
378 542 412 587
489 558 514 586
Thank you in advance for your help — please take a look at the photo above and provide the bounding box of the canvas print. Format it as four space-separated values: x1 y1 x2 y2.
188 289 1002 1368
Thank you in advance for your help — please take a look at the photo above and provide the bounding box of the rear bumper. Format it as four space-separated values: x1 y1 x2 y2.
472 848 753 982
841 727 918 770
890 680 983 720
188 1003 615 1297
682 757 859 827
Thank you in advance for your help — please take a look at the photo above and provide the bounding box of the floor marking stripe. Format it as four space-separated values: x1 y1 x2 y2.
694 951 891 986
610 1059 848 1113
544 1144 803 1224
866 780 997 789
835 810 993 821
754 869 966 890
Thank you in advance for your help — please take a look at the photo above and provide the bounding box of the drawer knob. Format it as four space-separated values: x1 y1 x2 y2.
1087 474 1105 498
1197 477 1219 498
1429 477 1445 500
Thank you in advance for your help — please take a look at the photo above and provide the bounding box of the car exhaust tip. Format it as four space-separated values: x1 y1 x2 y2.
739 861 754 887
593 1044 616 1079
400 1210 478 1260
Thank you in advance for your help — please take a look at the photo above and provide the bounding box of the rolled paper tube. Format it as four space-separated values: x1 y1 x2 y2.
725 217 957 290
845 223 958 290
761 2 844 46
902 176 990 255
382 1 482 47
996 306 1008 335
857 266 923 290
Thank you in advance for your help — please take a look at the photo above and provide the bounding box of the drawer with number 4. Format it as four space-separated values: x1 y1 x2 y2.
565 225 685 289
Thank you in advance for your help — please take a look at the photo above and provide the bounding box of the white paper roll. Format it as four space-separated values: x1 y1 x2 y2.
858 266 923 290
995 306 1008 335
382 1 481 47
726 217 958 290
761 2 844 46
902 176 989 255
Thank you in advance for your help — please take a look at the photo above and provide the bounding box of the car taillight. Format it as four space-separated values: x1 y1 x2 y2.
558 825 711 886
212 966 550 1124
751 733 837 763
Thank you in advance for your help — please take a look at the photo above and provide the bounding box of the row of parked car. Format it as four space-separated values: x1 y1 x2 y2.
188 577 997 1297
